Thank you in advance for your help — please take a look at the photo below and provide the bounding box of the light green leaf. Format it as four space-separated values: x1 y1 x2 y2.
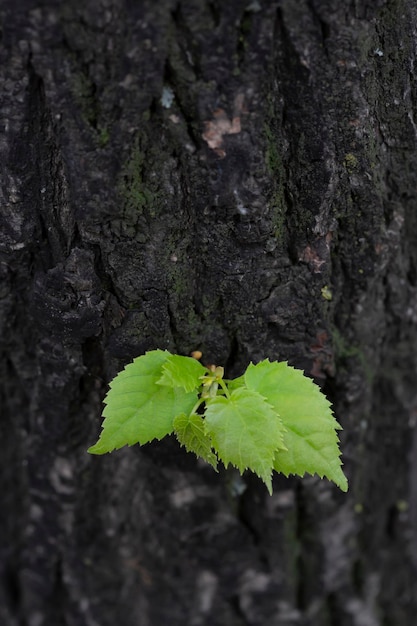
226 374 245 392
173 413 218 469
204 388 286 494
244 360 348 492
88 350 197 454
158 354 207 393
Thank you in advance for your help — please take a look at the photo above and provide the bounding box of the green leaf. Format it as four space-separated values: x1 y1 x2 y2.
204 388 287 494
244 360 348 492
158 354 207 393
173 413 218 469
88 350 198 454
225 374 245 392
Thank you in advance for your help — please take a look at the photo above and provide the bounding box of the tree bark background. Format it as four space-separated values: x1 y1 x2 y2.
1 0 417 624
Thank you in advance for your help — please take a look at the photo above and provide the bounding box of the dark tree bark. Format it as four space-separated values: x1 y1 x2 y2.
2 1 417 624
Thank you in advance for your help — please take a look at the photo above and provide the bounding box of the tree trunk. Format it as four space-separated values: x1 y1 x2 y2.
2 1 417 624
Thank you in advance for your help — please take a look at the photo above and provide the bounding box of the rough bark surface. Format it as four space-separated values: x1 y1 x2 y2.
1 1 417 625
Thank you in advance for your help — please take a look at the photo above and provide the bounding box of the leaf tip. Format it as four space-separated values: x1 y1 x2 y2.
87 442 108 455
338 475 349 492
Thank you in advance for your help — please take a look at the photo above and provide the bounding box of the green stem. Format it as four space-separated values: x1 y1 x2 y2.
218 379 231 399
190 397 205 415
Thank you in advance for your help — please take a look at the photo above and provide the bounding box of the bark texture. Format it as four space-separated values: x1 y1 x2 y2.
1 1 417 624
